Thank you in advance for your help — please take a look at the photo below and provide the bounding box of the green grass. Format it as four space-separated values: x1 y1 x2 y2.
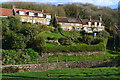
2 67 119 79
39 32 62 38
48 54 118 63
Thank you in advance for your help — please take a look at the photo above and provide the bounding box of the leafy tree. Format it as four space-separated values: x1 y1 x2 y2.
3 30 26 49
97 30 109 39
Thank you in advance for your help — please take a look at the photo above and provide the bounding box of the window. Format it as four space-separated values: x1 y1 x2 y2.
94 22 97 27
19 11 25 15
88 22 91 27
62 23 65 25
38 21 43 23
93 28 97 31
99 23 102 27
75 27 80 30
29 12 34 16
71 23 74 26
88 28 92 31
46 22 50 25
46 15 51 19
69 27 73 30
61 26 66 30
76 24 80 26
38 13 43 17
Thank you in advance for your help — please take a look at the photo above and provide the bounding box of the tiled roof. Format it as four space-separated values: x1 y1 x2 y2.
15 8 42 13
56 17 82 23
0 8 13 16
14 8 51 17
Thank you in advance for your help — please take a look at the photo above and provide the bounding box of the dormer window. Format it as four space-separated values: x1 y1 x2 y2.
94 22 97 27
19 11 25 15
38 13 43 17
88 22 91 27
29 12 34 16
99 22 102 27
46 15 51 19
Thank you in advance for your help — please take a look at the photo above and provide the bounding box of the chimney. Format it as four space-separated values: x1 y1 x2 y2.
100 16 102 22
12 5 16 16
42 10 44 13
12 5 16 9
89 16 91 21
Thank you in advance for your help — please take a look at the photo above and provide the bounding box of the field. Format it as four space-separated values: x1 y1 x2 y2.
1 67 119 80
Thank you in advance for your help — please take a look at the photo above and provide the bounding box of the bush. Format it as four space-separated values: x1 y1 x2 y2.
43 42 106 53
2 48 39 65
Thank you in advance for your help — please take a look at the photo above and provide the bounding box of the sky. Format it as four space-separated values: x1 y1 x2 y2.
0 0 119 9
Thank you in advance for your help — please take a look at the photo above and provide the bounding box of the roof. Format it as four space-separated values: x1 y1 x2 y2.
55 17 82 23
82 19 101 25
0 8 14 16
15 8 42 13
14 8 51 17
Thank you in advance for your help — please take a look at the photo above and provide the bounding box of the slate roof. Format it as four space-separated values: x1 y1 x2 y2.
55 17 82 23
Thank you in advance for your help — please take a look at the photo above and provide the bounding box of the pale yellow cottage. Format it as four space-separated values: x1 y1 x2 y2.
12 6 51 25
54 16 105 33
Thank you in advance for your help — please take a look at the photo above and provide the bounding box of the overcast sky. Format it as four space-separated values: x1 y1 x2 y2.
0 0 119 9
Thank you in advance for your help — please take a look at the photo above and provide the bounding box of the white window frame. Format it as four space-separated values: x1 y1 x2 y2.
75 27 80 30
88 22 91 27
46 15 51 19
71 23 74 26
46 22 50 25
38 13 43 17
19 11 25 15
99 22 102 27
29 12 34 16
94 22 97 27
76 23 80 26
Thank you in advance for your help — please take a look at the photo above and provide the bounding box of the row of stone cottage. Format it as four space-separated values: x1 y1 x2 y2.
0 6 104 33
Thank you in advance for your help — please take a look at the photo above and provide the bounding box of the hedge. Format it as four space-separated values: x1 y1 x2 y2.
43 42 106 53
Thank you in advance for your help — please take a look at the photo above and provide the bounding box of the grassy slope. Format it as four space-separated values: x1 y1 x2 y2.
2 67 119 79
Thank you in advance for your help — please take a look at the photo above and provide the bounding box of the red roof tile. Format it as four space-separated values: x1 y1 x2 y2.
0 8 13 16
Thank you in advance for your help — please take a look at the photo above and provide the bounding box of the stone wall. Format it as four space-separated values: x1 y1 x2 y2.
42 51 105 56
2 60 119 73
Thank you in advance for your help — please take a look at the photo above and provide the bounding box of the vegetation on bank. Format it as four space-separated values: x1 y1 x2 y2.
1 16 119 65
2 67 119 78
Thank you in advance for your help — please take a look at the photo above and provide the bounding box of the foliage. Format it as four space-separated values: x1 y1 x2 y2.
2 30 26 49
2 48 39 65
97 30 110 39
43 42 106 53
48 54 118 63
81 35 94 45
107 33 120 54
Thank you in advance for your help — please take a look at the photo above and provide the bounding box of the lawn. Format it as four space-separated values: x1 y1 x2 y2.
1 67 119 80
48 54 119 63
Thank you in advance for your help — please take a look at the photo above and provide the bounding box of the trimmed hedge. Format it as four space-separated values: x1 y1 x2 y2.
2 48 39 65
43 42 106 53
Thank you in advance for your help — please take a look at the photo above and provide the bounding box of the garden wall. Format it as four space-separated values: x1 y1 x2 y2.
2 60 119 73
42 51 105 56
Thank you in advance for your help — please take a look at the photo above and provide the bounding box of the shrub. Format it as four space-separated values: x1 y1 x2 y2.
2 48 39 65
43 42 106 53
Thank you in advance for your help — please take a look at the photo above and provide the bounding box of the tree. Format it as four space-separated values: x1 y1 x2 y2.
97 30 109 39
3 30 26 49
